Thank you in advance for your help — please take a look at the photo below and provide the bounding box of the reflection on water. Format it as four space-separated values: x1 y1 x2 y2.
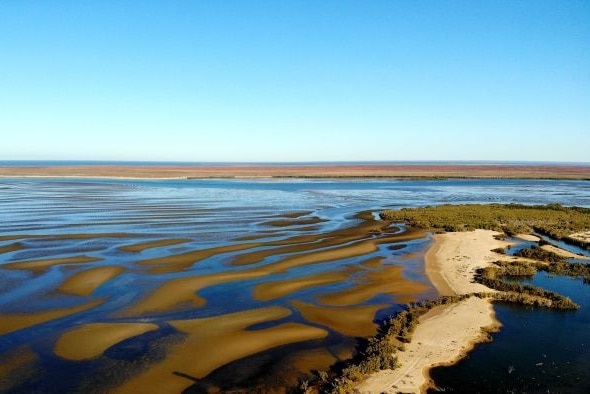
0 178 589 392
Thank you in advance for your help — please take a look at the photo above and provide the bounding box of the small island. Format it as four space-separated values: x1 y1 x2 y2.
305 203 590 394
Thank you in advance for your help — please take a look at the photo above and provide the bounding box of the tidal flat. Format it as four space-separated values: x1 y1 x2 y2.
0 177 589 393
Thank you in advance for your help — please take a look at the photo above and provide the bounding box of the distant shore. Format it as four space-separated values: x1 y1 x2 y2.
0 164 589 180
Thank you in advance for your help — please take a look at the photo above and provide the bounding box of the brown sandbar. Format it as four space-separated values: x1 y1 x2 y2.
3 255 102 272
0 300 103 335
113 307 327 393
0 242 24 255
291 300 386 337
55 322 159 360
317 265 430 306
58 266 124 296
118 238 191 253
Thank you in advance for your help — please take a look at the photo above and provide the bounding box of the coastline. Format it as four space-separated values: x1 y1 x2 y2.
357 230 510 393
0 164 589 180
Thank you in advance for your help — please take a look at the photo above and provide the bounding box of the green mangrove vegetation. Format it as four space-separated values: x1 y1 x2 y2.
380 203 590 249
513 246 566 262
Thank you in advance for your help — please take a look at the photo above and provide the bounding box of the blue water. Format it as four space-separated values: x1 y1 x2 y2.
0 178 589 392
429 273 590 393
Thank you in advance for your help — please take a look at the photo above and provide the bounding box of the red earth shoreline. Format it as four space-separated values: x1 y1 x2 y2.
0 164 588 179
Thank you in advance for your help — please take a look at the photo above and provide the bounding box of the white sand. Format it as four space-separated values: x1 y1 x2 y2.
515 233 541 242
357 230 508 393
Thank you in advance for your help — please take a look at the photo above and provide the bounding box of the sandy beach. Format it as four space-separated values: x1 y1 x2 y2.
357 230 511 393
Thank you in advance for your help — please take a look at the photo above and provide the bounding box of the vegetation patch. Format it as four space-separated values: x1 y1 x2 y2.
380 203 590 249
513 246 566 262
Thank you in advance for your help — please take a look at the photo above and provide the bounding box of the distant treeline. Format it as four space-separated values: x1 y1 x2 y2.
380 203 590 249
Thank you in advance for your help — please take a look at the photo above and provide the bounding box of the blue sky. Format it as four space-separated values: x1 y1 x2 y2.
1 1 589 162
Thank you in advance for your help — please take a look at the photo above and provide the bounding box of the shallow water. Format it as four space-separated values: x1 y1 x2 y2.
0 178 589 392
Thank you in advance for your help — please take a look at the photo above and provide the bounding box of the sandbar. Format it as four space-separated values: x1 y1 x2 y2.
55 322 158 360
118 238 191 253
357 230 509 393
291 300 386 337
540 244 590 260
58 266 124 296
0 242 24 255
0 300 103 335
3 255 102 272
113 306 327 393
252 270 352 301
317 265 430 306
357 297 498 393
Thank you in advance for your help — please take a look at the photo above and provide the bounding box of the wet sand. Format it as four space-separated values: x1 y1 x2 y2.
0 300 103 335
357 230 509 393
3 255 102 272
291 300 386 337
317 265 430 306
125 230 425 316
58 266 125 296
0 242 24 255
118 238 191 253
252 270 352 301
55 322 159 360
0 347 38 391
113 307 328 393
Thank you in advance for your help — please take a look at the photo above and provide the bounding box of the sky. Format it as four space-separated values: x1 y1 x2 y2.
1 1 589 163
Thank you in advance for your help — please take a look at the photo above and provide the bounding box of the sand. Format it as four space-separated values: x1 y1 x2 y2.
0 300 103 335
357 297 498 394
317 265 430 306
55 322 159 360
126 230 426 316
357 230 510 393
118 238 191 253
515 233 541 242
2 255 102 272
291 300 386 337
113 306 328 393
58 266 125 296
0 242 24 255
570 231 590 243
540 244 590 260
424 229 511 295
252 270 352 301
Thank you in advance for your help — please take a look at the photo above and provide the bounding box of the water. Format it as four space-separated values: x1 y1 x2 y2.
0 178 589 393
429 273 590 393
